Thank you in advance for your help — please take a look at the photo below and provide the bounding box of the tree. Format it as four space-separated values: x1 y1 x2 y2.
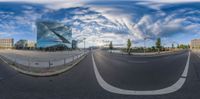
109 41 113 50
127 39 132 55
152 46 156 52
177 44 180 48
179 44 189 49
156 38 161 53
172 43 174 49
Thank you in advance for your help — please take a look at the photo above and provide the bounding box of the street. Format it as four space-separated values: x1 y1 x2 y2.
0 50 200 99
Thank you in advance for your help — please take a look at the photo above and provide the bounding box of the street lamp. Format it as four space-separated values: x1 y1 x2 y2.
83 38 86 53
144 37 146 54
143 36 150 54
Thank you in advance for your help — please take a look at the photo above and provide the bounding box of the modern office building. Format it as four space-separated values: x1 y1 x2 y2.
0 38 14 49
191 39 200 49
36 21 72 50
15 39 28 49
72 40 77 49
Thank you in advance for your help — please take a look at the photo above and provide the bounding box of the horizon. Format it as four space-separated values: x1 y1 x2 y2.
0 0 200 48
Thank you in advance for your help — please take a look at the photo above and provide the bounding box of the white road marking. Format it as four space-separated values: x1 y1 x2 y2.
92 51 191 95
0 56 8 64
181 51 191 77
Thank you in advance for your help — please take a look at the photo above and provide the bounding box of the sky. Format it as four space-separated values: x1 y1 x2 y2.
0 0 200 48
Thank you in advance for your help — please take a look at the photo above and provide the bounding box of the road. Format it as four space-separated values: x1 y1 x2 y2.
0 50 200 99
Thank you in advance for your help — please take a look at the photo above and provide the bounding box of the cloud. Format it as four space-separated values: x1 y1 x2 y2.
146 0 200 3
0 1 200 47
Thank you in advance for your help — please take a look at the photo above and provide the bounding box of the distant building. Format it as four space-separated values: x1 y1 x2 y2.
191 39 200 49
36 21 72 50
15 39 27 49
27 40 36 49
72 40 77 49
0 38 14 49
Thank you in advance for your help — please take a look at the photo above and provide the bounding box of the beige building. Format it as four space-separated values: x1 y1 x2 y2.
0 38 14 49
191 39 200 49
27 40 36 48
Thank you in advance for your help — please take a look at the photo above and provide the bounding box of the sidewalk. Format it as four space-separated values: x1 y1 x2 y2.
0 49 88 76
108 50 186 56
0 49 84 68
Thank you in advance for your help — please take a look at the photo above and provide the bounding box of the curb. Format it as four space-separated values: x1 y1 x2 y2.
0 54 87 77
109 50 187 57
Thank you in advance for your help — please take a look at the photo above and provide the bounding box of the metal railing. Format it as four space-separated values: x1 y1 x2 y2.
0 50 87 68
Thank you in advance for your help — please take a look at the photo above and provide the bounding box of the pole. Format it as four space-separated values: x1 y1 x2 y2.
144 38 146 54
84 38 86 54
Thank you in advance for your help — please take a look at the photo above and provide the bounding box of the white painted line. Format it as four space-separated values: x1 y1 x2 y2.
0 56 8 64
92 51 191 95
181 51 191 77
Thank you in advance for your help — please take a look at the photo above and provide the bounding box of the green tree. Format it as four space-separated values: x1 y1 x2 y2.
172 43 174 49
127 39 132 55
188 44 190 49
109 41 113 53
177 44 179 48
156 38 161 53
152 46 156 52
179 44 189 49
109 41 113 50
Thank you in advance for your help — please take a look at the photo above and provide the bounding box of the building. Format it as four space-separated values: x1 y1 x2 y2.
15 39 27 49
0 38 14 49
72 40 77 49
27 40 36 49
191 39 200 49
36 21 72 50
15 40 36 49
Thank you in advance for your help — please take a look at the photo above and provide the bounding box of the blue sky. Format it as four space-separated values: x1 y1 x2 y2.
0 0 200 48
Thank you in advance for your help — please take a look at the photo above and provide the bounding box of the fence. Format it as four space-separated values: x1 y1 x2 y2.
0 50 86 68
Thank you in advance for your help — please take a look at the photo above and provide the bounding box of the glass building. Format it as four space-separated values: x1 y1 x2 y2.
15 39 27 49
72 40 77 49
36 21 72 49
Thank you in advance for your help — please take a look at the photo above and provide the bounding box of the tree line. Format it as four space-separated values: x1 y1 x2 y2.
109 38 190 55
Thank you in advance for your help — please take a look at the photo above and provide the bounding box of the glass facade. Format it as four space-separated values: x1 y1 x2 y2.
15 39 27 49
36 21 72 49
72 40 77 49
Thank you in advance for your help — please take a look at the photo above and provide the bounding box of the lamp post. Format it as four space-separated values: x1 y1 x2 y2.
83 38 86 54
143 36 150 54
144 37 146 54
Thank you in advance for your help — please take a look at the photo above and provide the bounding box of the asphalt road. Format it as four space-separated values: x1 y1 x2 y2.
0 50 200 99
94 50 188 90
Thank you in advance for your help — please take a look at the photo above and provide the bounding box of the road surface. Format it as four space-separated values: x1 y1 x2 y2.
0 50 200 99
